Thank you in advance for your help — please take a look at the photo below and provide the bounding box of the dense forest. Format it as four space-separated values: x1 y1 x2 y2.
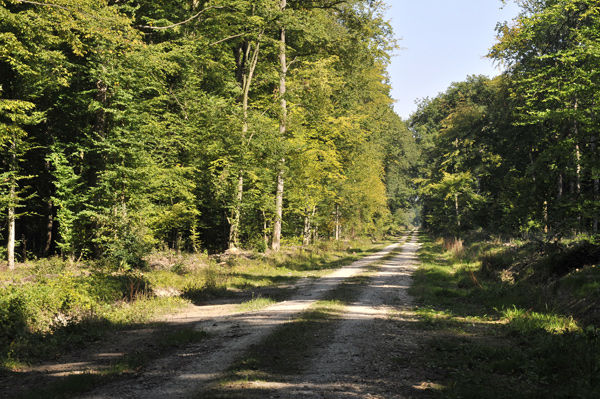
2 1 600 397
413 0 600 240
3 0 600 265
0 0 417 269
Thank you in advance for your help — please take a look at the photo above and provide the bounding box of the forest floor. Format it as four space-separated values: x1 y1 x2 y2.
4 232 445 399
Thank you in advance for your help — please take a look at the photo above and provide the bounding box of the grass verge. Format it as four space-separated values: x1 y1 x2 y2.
1 237 400 398
409 233 600 398
0 238 391 370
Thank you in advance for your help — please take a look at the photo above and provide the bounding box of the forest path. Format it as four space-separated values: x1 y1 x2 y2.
205 232 427 399
80 239 407 399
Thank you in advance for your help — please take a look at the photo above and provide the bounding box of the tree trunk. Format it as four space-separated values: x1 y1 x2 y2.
272 0 287 251
594 178 599 234
7 182 15 270
335 203 340 241
302 206 316 247
262 210 269 250
575 143 582 230
592 137 599 233
21 234 27 262
228 174 244 250
272 167 284 251
228 37 261 250
544 200 549 234
575 144 581 195
44 199 54 256
558 173 563 200
7 141 16 270
303 214 311 247
454 193 460 229
574 100 581 196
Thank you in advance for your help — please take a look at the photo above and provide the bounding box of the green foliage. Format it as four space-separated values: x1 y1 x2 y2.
0 0 412 262
413 0 600 239
47 147 85 257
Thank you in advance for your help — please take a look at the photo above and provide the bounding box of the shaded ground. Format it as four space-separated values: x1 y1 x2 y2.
72 241 404 399
204 233 441 399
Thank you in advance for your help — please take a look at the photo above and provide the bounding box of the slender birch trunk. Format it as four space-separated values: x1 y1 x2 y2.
272 0 287 251
574 100 581 196
228 174 244 250
575 143 581 194
272 167 284 251
575 143 582 230
335 203 340 241
228 37 261 251
7 143 16 270
454 193 460 229
302 206 316 246
7 183 15 270
572 99 582 230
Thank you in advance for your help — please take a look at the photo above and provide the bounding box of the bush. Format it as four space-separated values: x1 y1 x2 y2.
0 268 154 364
549 241 600 277
443 237 464 259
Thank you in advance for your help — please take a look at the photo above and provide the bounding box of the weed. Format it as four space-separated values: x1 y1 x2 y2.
236 296 277 312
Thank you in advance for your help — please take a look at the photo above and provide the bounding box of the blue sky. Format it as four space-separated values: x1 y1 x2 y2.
385 0 521 119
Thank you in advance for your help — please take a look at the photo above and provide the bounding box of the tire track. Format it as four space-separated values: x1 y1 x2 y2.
81 240 406 399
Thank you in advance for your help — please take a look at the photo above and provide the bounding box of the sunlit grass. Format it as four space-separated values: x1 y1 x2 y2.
501 306 580 334
408 232 600 398
1 238 394 375
236 297 277 313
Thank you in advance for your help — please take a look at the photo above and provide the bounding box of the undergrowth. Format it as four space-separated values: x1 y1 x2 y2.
410 233 600 398
0 238 389 371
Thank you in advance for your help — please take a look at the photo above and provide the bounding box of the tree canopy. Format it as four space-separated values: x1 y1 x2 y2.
0 0 418 267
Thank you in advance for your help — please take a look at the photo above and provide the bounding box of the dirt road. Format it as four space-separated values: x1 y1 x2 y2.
81 237 418 399
204 232 427 399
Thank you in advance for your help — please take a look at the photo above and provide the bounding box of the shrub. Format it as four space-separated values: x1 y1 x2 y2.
443 237 464 259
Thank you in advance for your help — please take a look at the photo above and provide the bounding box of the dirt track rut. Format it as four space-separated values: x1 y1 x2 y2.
210 232 424 398
81 240 407 399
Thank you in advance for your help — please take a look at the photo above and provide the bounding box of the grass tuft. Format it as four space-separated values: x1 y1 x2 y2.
236 297 277 313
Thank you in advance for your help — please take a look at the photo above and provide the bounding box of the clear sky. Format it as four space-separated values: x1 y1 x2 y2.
385 0 521 119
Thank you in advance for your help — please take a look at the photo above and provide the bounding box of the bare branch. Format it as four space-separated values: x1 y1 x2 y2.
138 5 224 30
168 85 189 121
294 0 347 10
287 56 298 70
210 32 247 46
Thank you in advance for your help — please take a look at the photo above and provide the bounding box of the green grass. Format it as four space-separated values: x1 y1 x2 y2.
235 296 277 312
409 233 600 398
200 300 347 399
0 238 393 372
16 326 208 399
